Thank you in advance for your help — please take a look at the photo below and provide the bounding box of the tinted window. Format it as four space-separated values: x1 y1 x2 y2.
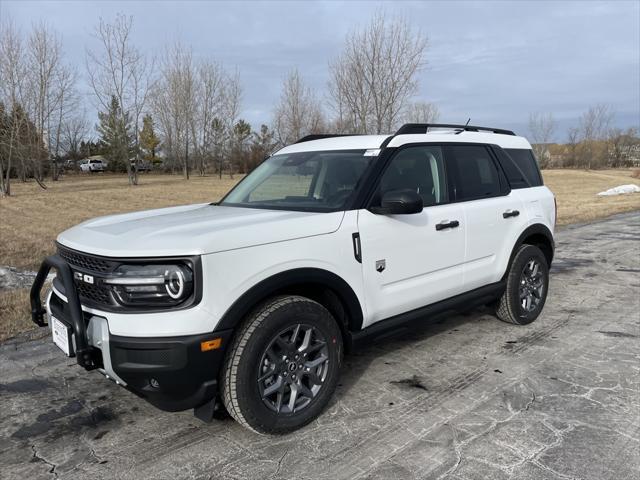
503 149 543 187
378 146 448 207
449 146 501 201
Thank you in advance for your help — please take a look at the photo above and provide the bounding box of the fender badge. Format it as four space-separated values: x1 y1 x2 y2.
375 260 386 273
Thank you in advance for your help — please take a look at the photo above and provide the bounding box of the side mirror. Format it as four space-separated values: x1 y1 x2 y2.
370 189 423 215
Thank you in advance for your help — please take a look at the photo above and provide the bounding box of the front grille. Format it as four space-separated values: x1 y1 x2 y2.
57 245 117 308
76 282 112 305
58 245 115 273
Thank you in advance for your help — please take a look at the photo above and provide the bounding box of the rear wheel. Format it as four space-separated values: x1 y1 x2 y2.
496 244 549 325
221 295 342 434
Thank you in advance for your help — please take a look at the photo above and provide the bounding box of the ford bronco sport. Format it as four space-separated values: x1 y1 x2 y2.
31 123 555 434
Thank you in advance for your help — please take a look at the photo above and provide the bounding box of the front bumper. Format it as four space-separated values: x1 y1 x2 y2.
31 254 232 411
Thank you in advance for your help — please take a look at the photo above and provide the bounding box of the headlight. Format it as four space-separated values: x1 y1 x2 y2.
104 263 194 307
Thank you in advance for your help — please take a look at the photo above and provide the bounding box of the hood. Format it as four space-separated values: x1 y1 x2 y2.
57 204 345 258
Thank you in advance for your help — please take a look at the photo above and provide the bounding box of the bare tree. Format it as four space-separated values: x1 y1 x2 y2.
0 19 27 195
273 69 324 146
47 63 78 180
528 112 556 168
329 13 427 134
27 22 63 183
153 42 197 179
578 104 614 169
195 60 226 175
565 126 580 168
403 101 440 124
61 113 90 161
608 128 639 168
86 14 153 185
215 69 242 178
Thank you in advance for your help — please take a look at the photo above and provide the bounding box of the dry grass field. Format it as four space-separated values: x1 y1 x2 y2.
1 168 639 340
544 168 640 225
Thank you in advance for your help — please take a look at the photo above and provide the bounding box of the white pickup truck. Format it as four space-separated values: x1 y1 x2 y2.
31 123 555 434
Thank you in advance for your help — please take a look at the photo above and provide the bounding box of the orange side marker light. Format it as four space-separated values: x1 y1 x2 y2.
201 338 222 352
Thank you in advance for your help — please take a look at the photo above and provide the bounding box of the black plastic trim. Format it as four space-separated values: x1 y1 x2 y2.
352 233 362 263
504 224 555 275
294 134 364 144
110 329 233 412
215 268 364 332
351 281 506 346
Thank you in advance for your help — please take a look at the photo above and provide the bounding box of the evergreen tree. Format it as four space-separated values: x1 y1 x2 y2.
248 124 276 172
231 119 251 174
96 95 134 172
139 114 161 163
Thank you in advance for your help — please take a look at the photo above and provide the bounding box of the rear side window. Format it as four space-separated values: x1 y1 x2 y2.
449 145 501 201
502 149 543 188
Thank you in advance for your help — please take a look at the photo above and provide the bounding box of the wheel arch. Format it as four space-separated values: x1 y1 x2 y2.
214 268 364 349
503 223 555 280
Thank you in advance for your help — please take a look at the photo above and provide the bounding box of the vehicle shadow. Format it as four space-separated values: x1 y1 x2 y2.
333 305 497 402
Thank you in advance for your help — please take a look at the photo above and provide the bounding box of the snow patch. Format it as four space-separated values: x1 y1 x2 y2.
597 184 640 197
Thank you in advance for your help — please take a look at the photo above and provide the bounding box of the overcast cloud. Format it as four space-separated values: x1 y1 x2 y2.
2 0 638 140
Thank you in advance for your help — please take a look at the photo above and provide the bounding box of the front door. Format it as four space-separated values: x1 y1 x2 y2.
357 145 466 327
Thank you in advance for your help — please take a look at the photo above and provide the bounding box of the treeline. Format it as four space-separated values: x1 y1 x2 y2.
529 105 639 169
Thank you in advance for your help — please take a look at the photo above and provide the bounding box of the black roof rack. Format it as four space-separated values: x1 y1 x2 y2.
394 123 516 136
294 134 361 144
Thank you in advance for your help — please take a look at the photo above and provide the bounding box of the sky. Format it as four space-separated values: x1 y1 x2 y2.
1 0 639 141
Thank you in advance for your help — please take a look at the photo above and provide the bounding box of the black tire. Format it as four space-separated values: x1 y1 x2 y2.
496 244 549 325
220 295 343 434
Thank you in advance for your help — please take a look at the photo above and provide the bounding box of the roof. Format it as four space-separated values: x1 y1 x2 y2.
274 130 531 155
275 135 390 154
387 131 532 149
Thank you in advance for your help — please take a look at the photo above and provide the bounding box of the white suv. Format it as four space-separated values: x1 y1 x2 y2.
31 123 555 434
80 159 105 173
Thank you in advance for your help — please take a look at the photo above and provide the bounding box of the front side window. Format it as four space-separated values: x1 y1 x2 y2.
376 146 448 207
449 145 501 201
221 150 373 211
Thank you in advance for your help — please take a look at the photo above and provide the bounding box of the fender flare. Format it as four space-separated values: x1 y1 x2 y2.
214 268 365 333
503 223 555 279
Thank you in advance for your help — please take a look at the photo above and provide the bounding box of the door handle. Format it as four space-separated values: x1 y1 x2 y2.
435 220 460 231
503 209 520 218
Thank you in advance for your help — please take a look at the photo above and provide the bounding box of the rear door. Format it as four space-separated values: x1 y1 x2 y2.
357 145 466 326
445 145 525 290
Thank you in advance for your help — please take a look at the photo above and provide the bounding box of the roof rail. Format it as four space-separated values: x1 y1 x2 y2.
394 123 516 136
294 134 360 144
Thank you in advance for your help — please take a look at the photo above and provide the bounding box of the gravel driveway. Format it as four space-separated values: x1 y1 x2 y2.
1 213 639 480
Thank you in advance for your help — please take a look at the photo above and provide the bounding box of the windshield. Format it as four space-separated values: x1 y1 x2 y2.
220 150 373 211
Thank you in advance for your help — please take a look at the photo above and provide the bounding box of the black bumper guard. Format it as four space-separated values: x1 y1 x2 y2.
30 254 97 370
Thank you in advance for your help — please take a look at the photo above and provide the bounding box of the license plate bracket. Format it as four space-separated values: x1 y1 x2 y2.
51 316 75 357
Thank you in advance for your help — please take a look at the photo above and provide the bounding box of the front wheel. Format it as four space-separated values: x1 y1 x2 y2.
221 296 343 434
496 244 549 325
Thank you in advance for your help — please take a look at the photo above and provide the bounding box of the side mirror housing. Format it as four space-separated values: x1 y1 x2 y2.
370 189 423 215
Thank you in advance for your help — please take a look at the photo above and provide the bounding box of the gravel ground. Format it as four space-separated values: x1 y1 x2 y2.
0 213 638 480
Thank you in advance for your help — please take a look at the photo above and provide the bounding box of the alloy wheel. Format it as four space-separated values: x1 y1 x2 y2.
519 258 545 313
257 323 330 414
